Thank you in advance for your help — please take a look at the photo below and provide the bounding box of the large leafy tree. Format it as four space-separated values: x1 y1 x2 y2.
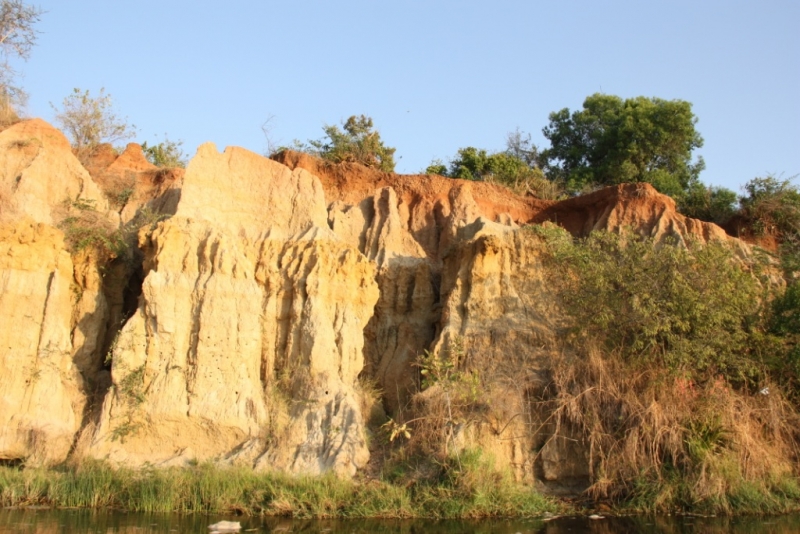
541 94 705 195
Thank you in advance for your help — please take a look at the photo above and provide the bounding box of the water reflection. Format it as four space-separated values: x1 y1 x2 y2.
0 509 798 533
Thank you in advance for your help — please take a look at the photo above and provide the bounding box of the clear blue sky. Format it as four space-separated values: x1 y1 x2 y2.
14 0 800 191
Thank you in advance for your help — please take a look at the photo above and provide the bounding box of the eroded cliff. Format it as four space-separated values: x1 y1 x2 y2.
0 121 753 487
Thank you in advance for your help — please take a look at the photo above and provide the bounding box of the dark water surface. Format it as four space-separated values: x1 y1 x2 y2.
1 509 800 533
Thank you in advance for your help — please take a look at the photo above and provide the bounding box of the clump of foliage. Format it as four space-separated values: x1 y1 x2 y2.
541 93 705 196
541 229 764 379
58 195 168 264
58 198 126 258
530 226 800 512
51 88 136 159
0 0 42 127
427 129 563 199
770 281 800 393
298 114 396 172
680 182 738 224
738 175 800 242
141 136 186 168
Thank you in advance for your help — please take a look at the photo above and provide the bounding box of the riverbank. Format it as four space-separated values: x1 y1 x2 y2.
0 459 558 519
2 459 800 519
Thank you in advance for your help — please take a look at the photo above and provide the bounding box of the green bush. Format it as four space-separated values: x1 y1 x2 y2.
298 114 396 172
739 175 800 241
530 226 800 511
771 281 800 387
427 130 564 199
536 228 763 380
58 199 126 257
680 182 738 224
141 136 186 168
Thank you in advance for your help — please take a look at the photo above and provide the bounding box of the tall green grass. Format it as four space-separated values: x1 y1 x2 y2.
0 459 556 519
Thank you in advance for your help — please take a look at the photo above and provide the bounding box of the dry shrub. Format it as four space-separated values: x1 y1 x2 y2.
379 340 488 475
544 344 800 510
483 171 565 200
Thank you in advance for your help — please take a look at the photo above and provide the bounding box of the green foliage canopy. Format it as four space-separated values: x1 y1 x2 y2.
444 147 539 183
739 175 800 239
541 94 705 195
680 182 738 224
427 130 542 184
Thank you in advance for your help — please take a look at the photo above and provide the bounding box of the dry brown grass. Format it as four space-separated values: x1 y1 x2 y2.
540 343 800 510
483 172 566 201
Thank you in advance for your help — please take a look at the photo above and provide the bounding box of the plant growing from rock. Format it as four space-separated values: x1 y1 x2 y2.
58 198 126 257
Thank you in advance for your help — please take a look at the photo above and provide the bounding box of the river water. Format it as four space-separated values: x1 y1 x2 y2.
1 509 799 533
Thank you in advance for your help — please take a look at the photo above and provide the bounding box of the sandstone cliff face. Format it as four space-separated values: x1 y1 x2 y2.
279 152 537 413
0 221 86 464
84 144 379 476
0 119 107 224
0 121 122 465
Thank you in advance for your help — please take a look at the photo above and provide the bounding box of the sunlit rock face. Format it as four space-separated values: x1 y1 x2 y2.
84 144 379 476
0 120 111 465
0 121 753 484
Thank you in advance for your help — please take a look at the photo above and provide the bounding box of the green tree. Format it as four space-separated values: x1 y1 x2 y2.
0 0 43 124
303 114 396 172
541 94 705 194
52 88 136 158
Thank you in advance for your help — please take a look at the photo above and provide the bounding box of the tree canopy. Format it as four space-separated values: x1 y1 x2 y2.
541 94 705 196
